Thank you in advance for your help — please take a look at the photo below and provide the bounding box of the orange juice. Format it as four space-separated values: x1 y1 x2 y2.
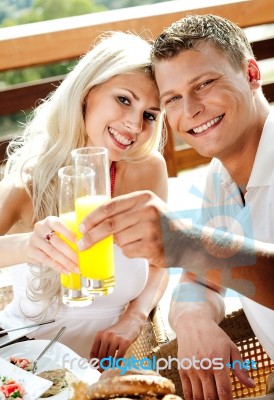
59 211 81 290
75 195 114 280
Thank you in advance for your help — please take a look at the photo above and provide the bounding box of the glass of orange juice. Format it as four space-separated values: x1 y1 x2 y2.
58 165 94 306
72 147 115 296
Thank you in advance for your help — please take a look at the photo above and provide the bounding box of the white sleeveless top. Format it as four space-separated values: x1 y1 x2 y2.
2 245 148 358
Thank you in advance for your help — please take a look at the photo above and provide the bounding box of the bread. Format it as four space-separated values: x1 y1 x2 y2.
99 368 159 381
87 374 175 399
70 371 180 400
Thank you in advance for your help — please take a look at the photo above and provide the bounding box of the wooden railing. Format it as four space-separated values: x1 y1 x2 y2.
1 0 274 176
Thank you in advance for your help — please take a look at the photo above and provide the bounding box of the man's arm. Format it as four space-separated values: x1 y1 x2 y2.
161 212 274 309
169 272 255 399
78 191 274 309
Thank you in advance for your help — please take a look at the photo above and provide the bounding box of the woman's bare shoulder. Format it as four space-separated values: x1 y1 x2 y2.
0 178 33 233
116 152 168 199
128 151 166 174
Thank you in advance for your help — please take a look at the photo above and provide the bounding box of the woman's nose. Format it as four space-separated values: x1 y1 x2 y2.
123 112 143 134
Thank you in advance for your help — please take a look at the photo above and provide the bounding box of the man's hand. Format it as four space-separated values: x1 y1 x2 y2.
175 317 255 399
78 191 170 268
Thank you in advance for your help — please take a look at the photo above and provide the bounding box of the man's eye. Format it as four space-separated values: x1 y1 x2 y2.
144 112 157 121
165 95 182 105
198 80 214 90
117 96 130 105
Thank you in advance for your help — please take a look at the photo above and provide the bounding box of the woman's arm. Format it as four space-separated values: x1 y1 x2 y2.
0 218 79 272
0 232 30 268
0 179 31 268
90 264 169 361
0 179 78 271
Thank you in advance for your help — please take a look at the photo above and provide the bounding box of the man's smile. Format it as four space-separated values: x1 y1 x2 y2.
188 114 224 134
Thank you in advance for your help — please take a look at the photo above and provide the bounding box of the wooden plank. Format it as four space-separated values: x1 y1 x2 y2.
262 82 274 103
164 121 177 177
175 147 211 172
1 33 273 117
1 78 272 125
251 38 274 60
0 0 274 71
0 77 63 116
0 140 9 164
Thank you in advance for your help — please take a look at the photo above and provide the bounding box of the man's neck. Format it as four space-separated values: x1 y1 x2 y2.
224 155 255 191
220 101 270 188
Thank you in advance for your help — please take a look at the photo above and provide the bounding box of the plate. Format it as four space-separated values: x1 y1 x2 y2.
0 340 100 399
0 313 40 349
0 357 52 400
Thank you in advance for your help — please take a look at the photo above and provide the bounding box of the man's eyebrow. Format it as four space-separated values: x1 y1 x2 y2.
159 72 212 100
160 90 175 100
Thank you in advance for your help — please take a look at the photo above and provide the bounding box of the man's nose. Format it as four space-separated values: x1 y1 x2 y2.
183 95 204 119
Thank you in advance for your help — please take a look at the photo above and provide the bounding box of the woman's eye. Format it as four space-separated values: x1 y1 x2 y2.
117 96 130 105
144 112 157 121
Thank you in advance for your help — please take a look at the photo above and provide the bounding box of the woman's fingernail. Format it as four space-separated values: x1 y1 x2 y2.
79 224 85 233
77 240 85 251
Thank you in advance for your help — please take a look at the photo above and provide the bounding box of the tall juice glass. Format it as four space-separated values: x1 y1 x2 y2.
58 165 94 306
72 147 115 295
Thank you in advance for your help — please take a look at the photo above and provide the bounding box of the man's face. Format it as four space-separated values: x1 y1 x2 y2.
155 42 260 164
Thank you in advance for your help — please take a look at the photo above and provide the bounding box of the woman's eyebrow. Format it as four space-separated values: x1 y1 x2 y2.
119 88 160 111
149 106 161 112
119 88 139 101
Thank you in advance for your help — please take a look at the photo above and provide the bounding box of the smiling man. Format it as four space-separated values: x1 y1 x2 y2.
77 14 274 399
149 14 274 399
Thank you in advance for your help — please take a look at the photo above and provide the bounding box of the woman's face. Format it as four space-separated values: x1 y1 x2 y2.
84 72 160 161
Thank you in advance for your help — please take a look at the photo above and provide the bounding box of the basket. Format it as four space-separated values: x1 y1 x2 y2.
125 305 169 359
148 309 274 399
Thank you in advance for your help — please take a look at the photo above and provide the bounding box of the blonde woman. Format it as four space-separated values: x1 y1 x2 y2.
0 31 169 359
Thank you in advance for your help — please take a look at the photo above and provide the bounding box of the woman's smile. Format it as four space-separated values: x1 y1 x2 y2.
108 127 135 149
84 72 160 161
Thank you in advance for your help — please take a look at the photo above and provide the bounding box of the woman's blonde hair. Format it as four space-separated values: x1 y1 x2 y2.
4 31 163 318
6 31 162 221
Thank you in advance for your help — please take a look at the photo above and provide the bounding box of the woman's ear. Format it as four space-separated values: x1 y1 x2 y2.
247 59 261 89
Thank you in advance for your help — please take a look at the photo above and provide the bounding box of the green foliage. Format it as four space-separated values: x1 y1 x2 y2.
0 0 105 85
0 0 164 135
0 0 105 26
0 0 32 25
94 0 168 9
0 60 77 87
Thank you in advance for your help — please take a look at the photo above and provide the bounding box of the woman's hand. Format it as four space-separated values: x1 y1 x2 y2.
90 313 144 364
25 216 79 273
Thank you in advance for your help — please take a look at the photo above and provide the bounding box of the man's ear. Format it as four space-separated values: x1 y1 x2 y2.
247 59 261 89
